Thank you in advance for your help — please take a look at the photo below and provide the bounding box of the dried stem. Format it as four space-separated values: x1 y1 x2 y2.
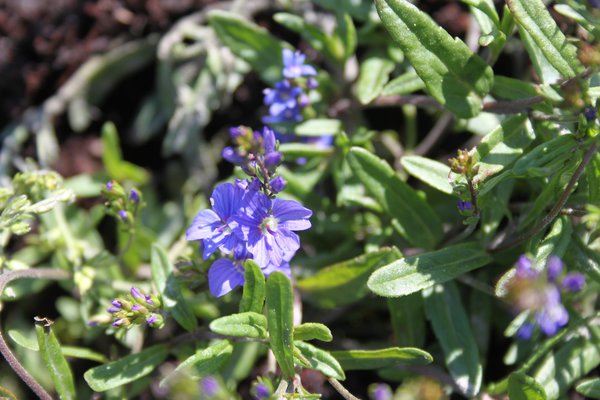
0 268 70 400
328 378 361 400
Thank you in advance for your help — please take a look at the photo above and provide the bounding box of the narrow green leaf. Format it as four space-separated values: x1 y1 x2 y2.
534 335 600 399
295 119 342 137
401 155 455 195
240 260 266 313
62 346 109 363
208 10 286 84
35 318 76 400
84 344 169 392
507 0 583 78
387 294 426 348
294 341 345 380
491 75 538 100
266 272 295 378
160 341 233 386
279 143 335 158
368 242 491 297
8 329 39 351
533 217 572 268
517 25 561 84
564 235 600 284
101 122 149 184
331 347 433 370
472 114 535 178
293 323 333 342
508 372 547 400
338 13 357 60
209 312 268 339
151 244 197 332
374 0 494 117
348 147 442 249
355 55 395 104
381 69 426 96
576 378 600 399
423 283 482 397
297 247 401 308
0 385 17 400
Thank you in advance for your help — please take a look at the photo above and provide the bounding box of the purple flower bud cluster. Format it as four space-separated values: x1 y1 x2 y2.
186 179 311 297
102 180 142 226
107 287 164 329
263 49 317 124
509 255 585 339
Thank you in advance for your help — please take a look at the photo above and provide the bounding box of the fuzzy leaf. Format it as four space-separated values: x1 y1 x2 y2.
239 260 266 314
294 341 345 380
160 341 233 386
209 312 268 339
401 155 455 195
355 55 395 104
266 272 295 378
293 323 333 342
508 372 547 400
331 347 433 370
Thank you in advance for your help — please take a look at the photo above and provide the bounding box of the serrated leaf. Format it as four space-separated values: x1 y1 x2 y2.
401 155 454 195
508 372 547 400
160 341 233 386
35 318 76 400
266 272 295 379
297 247 401 308
84 345 169 392
423 283 482 397
375 0 494 117
294 341 345 380
347 147 442 249
507 0 583 78
355 55 395 104
576 378 600 399
331 347 432 370
368 242 491 297
209 312 268 339
293 323 333 342
208 10 286 84
240 260 266 313
151 244 197 332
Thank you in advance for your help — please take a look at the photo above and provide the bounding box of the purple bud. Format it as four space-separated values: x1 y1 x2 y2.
371 383 392 400
131 304 144 311
584 106 597 121
270 176 286 193
118 210 127 222
112 318 125 327
546 256 563 282
129 189 140 204
307 77 319 90
562 273 585 292
264 151 283 168
146 314 158 326
255 383 270 399
516 322 534 340
107 307 120 313
111 299 122 308
106 180 114 191
229 126 245 139
262 126 277 154
299 93 310 108
222 146 244 165
589 0 600 9
130 287 144 301
458 200 472 212
201 376 219 396
145 295 154 306
516 255 536 278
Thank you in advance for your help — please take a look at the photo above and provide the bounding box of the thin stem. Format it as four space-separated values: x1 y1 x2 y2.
0 268 70 400
328 378 361 400
489 141 598 252
414 111 454 156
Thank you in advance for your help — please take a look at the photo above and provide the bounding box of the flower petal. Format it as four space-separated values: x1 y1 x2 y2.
211 183 244 221
272 199 312 231
186 209 221 241
208 259 245 297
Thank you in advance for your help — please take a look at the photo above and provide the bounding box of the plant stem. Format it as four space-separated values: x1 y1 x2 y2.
0 268 70 400
328 378 361 400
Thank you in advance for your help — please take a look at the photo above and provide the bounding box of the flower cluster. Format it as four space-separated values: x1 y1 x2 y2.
263 48 317 124
188 126 312 297
508 255 585 339
107 287 164 329
103 180 141 225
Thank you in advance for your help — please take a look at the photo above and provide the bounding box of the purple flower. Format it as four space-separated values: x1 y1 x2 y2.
589 0 600 9
208 258 246 297
371 383 392 400
118 210 128 222
515 255 536 278
458 200 472 212
535 286 569 336
233 192 311 269
516 322 534 340
106 180 114 191
270 176 286 193
261 126 282 168
562 273 585 292
201 376 220 396
584 106 597 120
186 183 247 259
282 49 317 79
222 146 245 165
129 189 140 204
263 80 304 124
255 382 270 399
546 255 563 282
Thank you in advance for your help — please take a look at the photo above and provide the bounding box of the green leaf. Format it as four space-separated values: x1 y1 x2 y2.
62 346 109 363
472 114 535 178
151 244 197 332
295 119 342 137
240 260 266 313
355 55 395 104
507 0 583 78
208 10 286 84
84 344 169 392
368 242 491 297
160 341 233 386
564 235 600 285
401 155 455 195
279 143 335 158
533 335 600 400
8 329 39 351
576 378 600 399
294 341 345 380
387 294 426 347
491 75 539 100
381 69 426 96
331 347 433 370
347 147 443 249
374 0 494 117
101 122 150 184
293 323 333 342
517 25 560 84
209 312 268 339
423 283 482 397
338 13 357 60
35 318 76 400
297 247 401 308
266 272 295 379
508 372 547 400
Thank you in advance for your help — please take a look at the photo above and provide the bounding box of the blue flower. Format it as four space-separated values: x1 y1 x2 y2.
233 191 311 269
282 48 317 79
535 286 569 336
562 272 585 292
263 81 304 124
458 200 472 212
186 183 250 259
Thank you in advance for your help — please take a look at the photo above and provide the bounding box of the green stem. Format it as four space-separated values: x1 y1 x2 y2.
0 268 70 400
52 205 80 266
